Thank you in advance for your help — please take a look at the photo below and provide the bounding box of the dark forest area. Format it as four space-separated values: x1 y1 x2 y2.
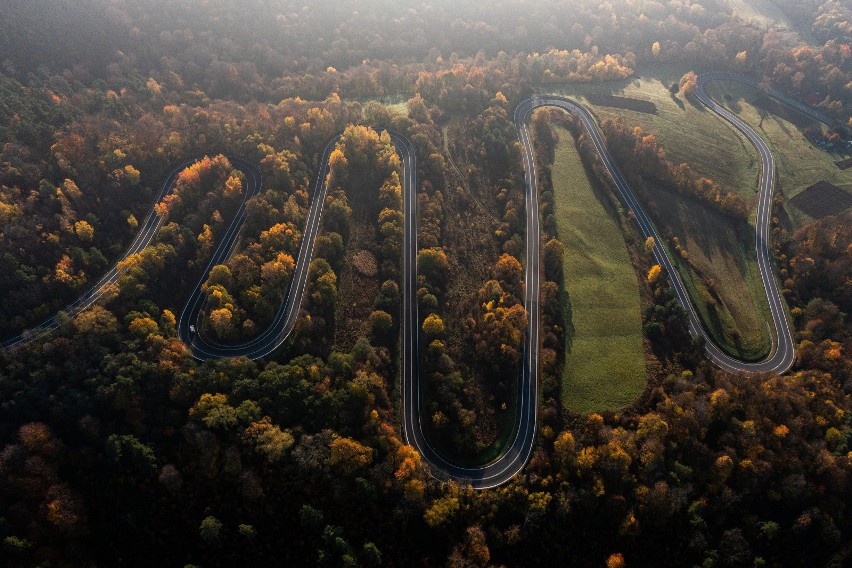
0 0 850 566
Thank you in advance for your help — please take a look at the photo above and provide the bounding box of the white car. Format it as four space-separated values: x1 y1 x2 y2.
189 325 196 333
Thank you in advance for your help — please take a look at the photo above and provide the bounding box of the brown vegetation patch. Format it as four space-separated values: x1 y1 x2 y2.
351 249 378 278
334 226 380 351
441 185 503 452
790 180 852 218
586 94 657 114
645 183 770 359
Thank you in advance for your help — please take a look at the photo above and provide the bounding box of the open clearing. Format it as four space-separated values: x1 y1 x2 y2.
548 65 844 358
550 125 646 414
585 93 657 114
551 65 761 199
648 184 772 360
702 79 852 228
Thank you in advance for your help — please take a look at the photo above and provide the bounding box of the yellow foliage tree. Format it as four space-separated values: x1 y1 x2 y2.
223 174 243 198
422 313 445 336
679 71 698 96
495 253 523 292
395 445 422 482
553 431 576 469
260 222 301 254
607 553 626 568
327 147 348 187
124 165 141 185
74 220 94 242
647 264 662 283
128 317 159 338
62 179 82 200
328 436 373 475
242 417 294 463
261 252 295 291
54 254 85 286
424 496 460 528
209 308 234 337
73 305 118 335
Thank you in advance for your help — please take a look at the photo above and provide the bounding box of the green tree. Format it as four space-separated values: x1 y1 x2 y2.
417 247 449 289
309 259 338 310
206 264 233 288
300 504 324 532
422 313 445 336
368 310 393 338
361 542 382 567
189 393 238 430
543 238 564 282
105 434 157 476
199 516 223 545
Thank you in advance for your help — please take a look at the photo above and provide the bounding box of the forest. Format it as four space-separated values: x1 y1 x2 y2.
0 0 850 566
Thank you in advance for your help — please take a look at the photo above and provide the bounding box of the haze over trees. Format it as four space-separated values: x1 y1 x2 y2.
0 0 849 565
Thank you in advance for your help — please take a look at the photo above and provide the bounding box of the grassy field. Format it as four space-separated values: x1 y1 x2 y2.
550 125 647 414
648 184 772 360
547 65 817 359
702 79 852 228
551 65 761 199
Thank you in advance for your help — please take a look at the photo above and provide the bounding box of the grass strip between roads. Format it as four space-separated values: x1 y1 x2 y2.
550 125 647 414
647 184 772 360
553 66 793 360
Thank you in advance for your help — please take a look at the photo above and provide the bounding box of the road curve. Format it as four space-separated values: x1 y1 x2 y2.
523 72 835 374
1 126 534 488
397 107 542 489
2 72 830 488
177 137 339 360
692 72 834 371
0 156 218 351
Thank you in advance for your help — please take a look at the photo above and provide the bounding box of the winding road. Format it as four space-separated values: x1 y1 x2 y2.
177 137 339 360
1 73 834 488
518 71 821 375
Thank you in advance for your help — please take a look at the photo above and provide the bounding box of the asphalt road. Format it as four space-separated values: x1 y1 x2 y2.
1 156 205 351
521 72 835 375
396 107 543 489
177 138 340 359
2 72 830 487
690 72 834 371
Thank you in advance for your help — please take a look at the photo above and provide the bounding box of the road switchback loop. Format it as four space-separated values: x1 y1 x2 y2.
3 73 830 487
